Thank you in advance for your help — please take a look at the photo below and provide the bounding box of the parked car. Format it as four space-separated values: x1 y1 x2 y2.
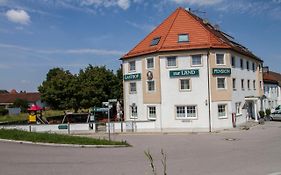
270 111 281 121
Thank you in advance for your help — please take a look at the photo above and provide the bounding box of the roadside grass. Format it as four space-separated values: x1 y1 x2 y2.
0 129 130 146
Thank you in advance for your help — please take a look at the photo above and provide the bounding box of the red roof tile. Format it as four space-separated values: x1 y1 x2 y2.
0 92 41 104
263 71 281 85
122 7 261 61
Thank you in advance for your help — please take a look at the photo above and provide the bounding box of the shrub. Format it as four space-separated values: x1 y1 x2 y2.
12 98 29 113
265 109 271 117
0 107 8 116
259 111 265 118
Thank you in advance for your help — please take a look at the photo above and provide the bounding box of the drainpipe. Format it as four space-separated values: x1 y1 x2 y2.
207 50 212 132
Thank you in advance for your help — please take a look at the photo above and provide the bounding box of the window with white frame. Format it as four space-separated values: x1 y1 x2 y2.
217 77 226 89
253 80 256 90
178 34 189 42
216 54 225 65
176 105 197 119
129 61 136 71
191 55 202 66
246 61 249 70
147 80 155 92
129 82 137 94
231 56 235 67
232 78 236 90
252 62 256 71
241 79 244 90
148 106 156 120
167 56 177 67
218 104 227 118
235 102 242 115
179 79 191 91
247 80 250 90
130 105 137 118
146 57 154 69
240 59 244 69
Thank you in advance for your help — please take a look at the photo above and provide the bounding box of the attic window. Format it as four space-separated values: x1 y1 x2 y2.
150 37 161 46
178 34 189 43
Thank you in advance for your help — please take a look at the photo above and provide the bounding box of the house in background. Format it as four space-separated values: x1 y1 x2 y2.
263 67 281 111
0 89 45 108
121 7 264 132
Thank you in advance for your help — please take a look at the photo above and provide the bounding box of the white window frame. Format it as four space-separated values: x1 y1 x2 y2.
216 53 225 65
240 59 244 69
191 54 202 67
178 34 189 43
129 82 137 94
231 56 235 67
218 104 227 119
253 80 256 90
232 78 236 90
166 56 177 68
129 60 136 72
147 80 155 92
217 77 226 90
130 105 138 119
247 80 251 90
147 106 156 120
241 79 245 90
179 79 191 91
246 61 250 70
175 105 197 119
146 57 154 69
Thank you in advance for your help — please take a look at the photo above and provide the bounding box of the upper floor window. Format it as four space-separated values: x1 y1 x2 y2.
252 62 256 71
146 57 154 69
247 80 250 90
231 56 235 67
246 61 249 70
253 80 256 90
178 34 189 42
217 77 226 89
191 55 202 66
240 59 244 69
150 37 161 46
232 78 236 90
180 79 191 91
167 56 177 67
129 61 136 72
216 54 225 65
129 82 137 94
241 79 244 90
147 80 155 92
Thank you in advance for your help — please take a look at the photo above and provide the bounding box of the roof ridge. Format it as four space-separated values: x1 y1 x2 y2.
158 7 181 52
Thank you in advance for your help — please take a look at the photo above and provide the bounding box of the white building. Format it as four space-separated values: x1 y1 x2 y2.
121 7 264 132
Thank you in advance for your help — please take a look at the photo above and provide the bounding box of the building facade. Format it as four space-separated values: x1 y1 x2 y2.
121 7 263 131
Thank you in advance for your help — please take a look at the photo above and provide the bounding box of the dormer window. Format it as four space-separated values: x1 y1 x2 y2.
150 37 161 46
178 34 189 42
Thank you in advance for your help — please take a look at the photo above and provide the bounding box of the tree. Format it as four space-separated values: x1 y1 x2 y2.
13 98 29 113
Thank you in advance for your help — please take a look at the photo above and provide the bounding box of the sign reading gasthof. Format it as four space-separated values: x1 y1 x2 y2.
212 68 231 75
169 69 199 78
123 73 141 81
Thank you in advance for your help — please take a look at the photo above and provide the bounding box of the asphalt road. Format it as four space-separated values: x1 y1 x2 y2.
1 122 281 175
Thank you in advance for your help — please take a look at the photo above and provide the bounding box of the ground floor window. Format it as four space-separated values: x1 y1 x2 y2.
176 105 197 119
148 106 156 120
130 105 137 119
218 104 227 118
179 79 191 91
147 80 155 92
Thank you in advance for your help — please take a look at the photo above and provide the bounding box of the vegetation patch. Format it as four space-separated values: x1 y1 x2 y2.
0 129 129 146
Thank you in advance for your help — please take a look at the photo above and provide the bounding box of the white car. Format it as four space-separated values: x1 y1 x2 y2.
270 111 281 121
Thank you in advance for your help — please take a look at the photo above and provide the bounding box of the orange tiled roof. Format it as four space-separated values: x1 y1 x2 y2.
263 71 281 85
122 7 261 61
0 92 41 104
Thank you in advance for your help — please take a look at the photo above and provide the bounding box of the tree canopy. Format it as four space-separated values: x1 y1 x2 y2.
38 65 122 112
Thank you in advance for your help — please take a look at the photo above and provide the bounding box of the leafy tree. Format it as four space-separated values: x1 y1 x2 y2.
13 98 29 113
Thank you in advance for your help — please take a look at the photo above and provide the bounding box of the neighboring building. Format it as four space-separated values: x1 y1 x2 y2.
263 68 281 111
121 7 264 132
0 89 45 108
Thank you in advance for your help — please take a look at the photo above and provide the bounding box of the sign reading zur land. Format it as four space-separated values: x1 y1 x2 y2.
169 69 199 78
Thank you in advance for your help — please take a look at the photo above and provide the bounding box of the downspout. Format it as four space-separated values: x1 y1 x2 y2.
207 49 212 132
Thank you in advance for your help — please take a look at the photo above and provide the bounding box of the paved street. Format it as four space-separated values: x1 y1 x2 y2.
1 122 281 175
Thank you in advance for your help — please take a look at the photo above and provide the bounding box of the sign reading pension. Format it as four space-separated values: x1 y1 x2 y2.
212 68 231 75
169 69 199 78
123 73 141 81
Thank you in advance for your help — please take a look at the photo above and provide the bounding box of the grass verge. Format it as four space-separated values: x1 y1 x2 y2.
0 129 129 146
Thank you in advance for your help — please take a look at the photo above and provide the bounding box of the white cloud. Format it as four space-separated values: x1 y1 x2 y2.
126 21 155 32
172 0 223 6
5 9 31 25
78 0 130 10
117 0 130 10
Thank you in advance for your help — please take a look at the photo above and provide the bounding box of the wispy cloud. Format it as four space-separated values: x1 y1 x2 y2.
0 43 124 56
126 20 155 32
5 9 31 25
171 0 223 6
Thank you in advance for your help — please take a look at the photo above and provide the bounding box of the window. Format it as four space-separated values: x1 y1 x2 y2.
246 61 249 70
240 59 244 69
150 37 161 46
148 106 156 120
231 56 235 67
218 104 227 118
191 55 202 66
252 62 256 71
232 78 236 90
253 80 256 90
129 82 136 94
217 77 226 89
146 58 154 69
178 34 189 42
216 54 225 65
247 80 250 90
235 102 242 115
147 80 155 92
180 79 191 91
241 79 244 90
130 105 137 118
167 56 177 67
129 61 136 71
176 106 197 119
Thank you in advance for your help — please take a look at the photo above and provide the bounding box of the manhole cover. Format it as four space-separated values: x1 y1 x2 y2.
224 138 239 141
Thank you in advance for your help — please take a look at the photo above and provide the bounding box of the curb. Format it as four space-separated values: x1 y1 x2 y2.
0 139 129 148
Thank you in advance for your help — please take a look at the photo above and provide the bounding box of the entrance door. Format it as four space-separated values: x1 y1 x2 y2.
247 102 254 120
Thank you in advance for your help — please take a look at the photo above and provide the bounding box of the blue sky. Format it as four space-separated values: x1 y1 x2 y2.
0 0 281 92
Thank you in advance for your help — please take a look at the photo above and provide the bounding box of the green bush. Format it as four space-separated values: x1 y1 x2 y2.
0 107 8 116
12 98 29 113
259 111 265 118
265 109 271 117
